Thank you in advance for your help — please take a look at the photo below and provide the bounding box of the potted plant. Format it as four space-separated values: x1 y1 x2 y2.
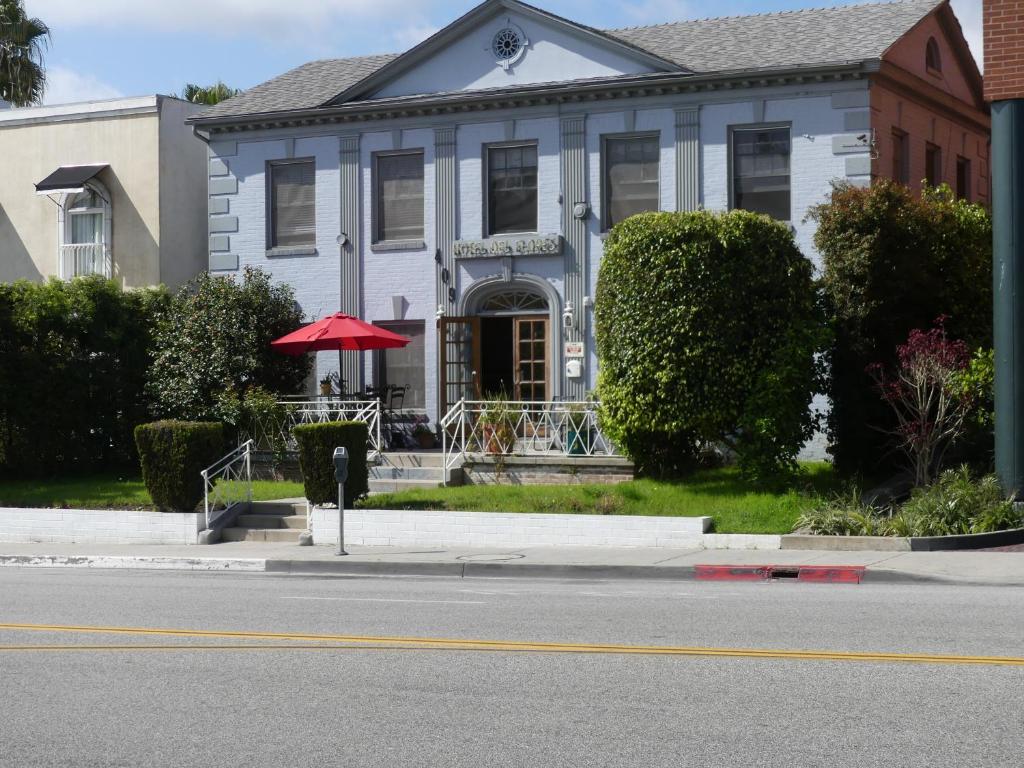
479 394 516 455
412 421 436 449
565 402 593 456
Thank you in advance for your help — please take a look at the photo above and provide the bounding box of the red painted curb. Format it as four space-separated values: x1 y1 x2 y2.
695 564 865 584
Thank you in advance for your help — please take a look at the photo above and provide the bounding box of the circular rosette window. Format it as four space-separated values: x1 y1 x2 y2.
490 24 528 70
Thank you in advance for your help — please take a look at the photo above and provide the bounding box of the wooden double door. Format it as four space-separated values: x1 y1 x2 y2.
440 315 548 411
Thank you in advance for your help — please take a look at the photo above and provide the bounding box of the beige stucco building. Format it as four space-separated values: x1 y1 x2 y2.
0 95 207 288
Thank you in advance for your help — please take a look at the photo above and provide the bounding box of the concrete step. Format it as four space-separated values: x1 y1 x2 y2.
247 501 306 516
234 514 308 530
377 452 446 469
220 527 303 543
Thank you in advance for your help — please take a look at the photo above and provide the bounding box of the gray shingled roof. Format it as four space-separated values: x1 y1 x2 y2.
198 54 398 119
196 0 940 121
606 0 941 73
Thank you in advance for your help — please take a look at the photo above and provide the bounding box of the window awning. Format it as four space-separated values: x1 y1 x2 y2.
34 164 109 195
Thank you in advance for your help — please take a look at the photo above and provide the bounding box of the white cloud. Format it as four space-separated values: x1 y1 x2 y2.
27 0 420 42
392 23 440 49
42 65 123 105
950 0 983 71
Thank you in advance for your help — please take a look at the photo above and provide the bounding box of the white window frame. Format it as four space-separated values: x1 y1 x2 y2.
371 149 426 248
56 180 112 279
727 122 793 223
484 140 540 237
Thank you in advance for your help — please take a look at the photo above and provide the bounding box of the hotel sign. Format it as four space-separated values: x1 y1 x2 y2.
453 234 562 259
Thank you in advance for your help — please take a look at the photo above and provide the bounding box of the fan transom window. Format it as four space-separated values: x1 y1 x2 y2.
480 290 548 314
492 28 523 60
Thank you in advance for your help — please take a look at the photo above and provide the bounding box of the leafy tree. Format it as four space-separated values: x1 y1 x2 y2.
0 0 50 106
809 181 992 478
147 267 311 421
180 81 241 105
595 210 826 482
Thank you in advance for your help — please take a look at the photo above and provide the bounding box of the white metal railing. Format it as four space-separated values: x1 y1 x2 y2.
256 399 383 456
201 439 253 529
59 243 110 279
440 399 617 476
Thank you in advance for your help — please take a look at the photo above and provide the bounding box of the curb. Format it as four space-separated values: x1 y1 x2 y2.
0 553 1015 586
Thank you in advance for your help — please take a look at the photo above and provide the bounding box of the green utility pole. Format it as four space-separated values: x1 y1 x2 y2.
987 0 1024 495
993 100 1024 495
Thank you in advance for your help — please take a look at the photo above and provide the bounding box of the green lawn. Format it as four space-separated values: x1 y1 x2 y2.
0 464 838 534
359 463 838 534
0 476 306 511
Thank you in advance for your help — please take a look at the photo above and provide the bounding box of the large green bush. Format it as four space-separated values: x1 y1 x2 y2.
134 421 224 512
0 277 168 477
595 210 825 481
147 267 311 421
810 181 992 477
293 421 369 506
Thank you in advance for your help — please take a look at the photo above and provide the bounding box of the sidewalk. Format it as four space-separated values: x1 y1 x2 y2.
1 541 1023 586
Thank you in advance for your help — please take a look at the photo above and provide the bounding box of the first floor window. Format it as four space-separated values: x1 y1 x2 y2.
487 143 538 235
892 130 909 185
375 151 424 243
375 321 425 409
269 159 315 248
603 134 660 230
956 156 971 200
731 125 791 221
925 143 942 187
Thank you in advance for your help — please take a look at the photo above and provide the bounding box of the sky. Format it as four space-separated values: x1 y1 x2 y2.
27 0 983 105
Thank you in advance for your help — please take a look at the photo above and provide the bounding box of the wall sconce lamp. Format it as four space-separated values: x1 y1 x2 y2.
562 301 575 330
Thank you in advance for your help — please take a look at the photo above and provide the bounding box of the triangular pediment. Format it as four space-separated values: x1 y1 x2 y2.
325 0 684 105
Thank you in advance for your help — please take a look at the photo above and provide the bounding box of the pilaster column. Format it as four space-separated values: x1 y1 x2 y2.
339 134 362 390
675 107 700 211
560 114 587 400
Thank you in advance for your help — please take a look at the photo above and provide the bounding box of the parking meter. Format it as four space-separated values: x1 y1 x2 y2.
332 447 349 556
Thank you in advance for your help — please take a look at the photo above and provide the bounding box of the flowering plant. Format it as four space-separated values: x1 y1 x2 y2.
867 317 973 486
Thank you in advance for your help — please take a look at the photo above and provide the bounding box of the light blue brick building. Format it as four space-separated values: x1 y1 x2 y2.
188 0 973 443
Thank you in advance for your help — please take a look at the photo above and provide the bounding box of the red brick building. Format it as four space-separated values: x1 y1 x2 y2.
871 0 990 203
984 0 1024 101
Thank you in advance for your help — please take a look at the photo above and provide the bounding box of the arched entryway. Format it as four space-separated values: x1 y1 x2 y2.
439 277 562 412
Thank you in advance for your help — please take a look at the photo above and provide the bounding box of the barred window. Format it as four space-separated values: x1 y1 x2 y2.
487 144 538 235
731 126 791 221
603 134 660 229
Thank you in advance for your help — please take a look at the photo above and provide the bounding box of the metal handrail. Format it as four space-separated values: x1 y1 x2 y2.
277 399 383 456
441 399 617 482
59 243 110 279
200 439 254 529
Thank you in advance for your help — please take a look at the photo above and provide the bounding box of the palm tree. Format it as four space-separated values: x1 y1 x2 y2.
0 0 50 107
181 81 241 106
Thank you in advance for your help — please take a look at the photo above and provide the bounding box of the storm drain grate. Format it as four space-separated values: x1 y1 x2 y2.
695 564 865 584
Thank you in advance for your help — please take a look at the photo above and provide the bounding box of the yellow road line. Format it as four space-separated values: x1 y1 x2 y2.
0 622 1021 666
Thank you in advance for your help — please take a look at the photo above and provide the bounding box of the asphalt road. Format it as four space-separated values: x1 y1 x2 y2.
0 568 1021 767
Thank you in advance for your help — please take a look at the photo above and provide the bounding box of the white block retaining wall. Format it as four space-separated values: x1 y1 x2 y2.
310 508 780 550
0 507 204 544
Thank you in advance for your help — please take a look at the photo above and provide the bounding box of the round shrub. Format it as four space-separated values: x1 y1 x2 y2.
293 421 369 507
595 210 825 481
134 421 225 512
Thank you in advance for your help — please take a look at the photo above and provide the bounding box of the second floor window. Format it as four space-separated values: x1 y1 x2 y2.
487 143 537 235
731 126 791 221
269 159 315 249
375 151 424 243
603 134 660 230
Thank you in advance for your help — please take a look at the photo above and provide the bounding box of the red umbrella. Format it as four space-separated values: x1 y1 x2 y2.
271 312 411 355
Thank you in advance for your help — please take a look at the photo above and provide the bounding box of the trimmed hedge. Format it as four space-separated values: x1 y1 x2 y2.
0 277 168 477
134 421 225 512
293 421 369 507
595 210 825 481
